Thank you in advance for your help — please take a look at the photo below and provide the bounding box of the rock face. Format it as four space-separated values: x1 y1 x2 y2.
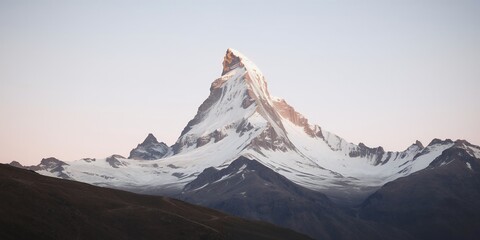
222 48 243 75
106 155 127 168
272 98 323 138
10 157 71 179
359 144 480 240
129 134 170 160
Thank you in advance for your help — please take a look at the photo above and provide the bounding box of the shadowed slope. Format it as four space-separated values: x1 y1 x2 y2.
360 146 480 240
180 157 413 240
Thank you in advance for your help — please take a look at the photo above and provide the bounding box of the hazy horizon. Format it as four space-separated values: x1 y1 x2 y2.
1 0 479 165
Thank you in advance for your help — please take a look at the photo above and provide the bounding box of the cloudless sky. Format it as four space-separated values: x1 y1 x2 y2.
1 0 479 165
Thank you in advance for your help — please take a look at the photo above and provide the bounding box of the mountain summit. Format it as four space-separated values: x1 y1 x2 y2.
173 48 294 156
222 48 245 75
142 133 158 145
129 133 170 160
22 49 480 205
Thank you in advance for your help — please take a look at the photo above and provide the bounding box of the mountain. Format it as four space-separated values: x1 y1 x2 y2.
13 48 480 239
12 157 71 179
0 163 312 240
129 133 171 160
179 157 412 240
21 48 479 206
359 141 480 240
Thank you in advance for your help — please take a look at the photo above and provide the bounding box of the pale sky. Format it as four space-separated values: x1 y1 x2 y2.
1 0 479 165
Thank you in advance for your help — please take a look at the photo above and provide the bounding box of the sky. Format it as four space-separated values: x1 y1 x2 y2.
1 0 479 165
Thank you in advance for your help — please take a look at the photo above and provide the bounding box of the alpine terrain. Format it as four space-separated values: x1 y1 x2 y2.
12 49 480 240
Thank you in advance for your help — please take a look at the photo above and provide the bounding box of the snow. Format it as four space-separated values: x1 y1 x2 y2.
407 142 454 173
227 48 264 77
211 164 248 184
466 162 472 171
469 145 480 159
238 164 247 172
191 183 209 191
34 48 469 196
214 174 233 184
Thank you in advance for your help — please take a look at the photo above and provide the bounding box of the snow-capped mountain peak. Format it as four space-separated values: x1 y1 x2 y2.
22 48 480 206
172 48 293 155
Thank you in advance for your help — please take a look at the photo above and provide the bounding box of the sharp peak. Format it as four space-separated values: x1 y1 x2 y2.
226 48 244 58
221 48 260 75
226 48 254 61
142 133 158 145
413 140 424 149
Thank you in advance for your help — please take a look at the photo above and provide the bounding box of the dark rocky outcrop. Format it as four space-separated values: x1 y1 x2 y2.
129 133 170 160
106 155 126 168
348 143 385 165
222 48 243 75
10 157 70 179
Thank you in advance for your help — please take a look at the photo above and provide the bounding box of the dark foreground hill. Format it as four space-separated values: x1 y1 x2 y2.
0 164 311 240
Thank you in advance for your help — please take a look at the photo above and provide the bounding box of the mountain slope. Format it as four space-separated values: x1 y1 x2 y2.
0 164 312 240
179 157 412 240
359 142 480 240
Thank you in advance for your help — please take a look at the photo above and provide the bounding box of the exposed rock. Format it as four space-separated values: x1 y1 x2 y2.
82 158 96 162
35 157 70 179
142 133 158 145
222 48 244 75
242 91 256 109
196 135 210 148
249 124 294 152
106 155 126 168
429 138 454 146
236 118 254 136
412 138 454 161
10 158 69 177
273 98 322 138
9 161 23 168
349 143 385 165
195 129 227 148
414 140 424 149
40 157 68 168
129 133 170 160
